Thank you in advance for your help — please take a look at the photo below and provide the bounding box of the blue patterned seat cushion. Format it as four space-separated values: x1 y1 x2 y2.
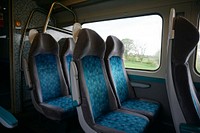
45 96 76 112
35 54 62 101
96 111 148 133
121 99 160 116
110 56 128 103
35 54 76 112
82 56 110 119
65 54 72 74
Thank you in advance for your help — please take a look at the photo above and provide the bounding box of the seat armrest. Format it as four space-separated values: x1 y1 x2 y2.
22 58 32 89
0 106 18 128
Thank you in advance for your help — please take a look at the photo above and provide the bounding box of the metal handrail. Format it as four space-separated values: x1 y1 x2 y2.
19 2 77 71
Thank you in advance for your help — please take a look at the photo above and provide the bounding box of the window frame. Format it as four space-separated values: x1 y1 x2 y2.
82 13 164 71
194 15 200 74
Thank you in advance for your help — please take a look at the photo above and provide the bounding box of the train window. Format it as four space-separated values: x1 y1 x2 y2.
83 15 162 70
46 26 73 41
195 20 200 73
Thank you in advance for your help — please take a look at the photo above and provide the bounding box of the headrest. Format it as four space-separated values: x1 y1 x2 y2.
72 22 82 43
105 35 124 59
29 33 59 57
60 38 75 57
172 16 199 63
29 29 38 44
73 28 105 60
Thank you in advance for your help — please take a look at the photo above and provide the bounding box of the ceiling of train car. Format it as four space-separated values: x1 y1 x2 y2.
33 0 106 10
32 0 108 26
32 0 198 27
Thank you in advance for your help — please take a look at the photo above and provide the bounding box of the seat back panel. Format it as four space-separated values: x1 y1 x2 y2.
110 56 128 103
35 54 61 102
82 56 110 120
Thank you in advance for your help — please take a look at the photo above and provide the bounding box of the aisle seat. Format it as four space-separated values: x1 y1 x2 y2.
28 33 76 121
105 35 161 121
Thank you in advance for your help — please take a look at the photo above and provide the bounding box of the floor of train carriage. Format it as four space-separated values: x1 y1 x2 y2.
0 106 176 133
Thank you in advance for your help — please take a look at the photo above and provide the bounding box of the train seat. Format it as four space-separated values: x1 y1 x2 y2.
104 35 161 121
166 10 200 133
70 28 150 132
58 38 75 88
28 33 76 121
0 106 18 128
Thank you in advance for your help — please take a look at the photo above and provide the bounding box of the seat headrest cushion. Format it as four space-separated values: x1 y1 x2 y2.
105 35 124 59
73 22 82 43
60 38 75 57
29 33 59 56
173 16 199 63
73 28 105 59
29 29 38 44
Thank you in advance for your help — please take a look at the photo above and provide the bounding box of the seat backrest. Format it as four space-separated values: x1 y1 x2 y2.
22 29 39 88
58 38 75 88
72 28 118 127
28 33 69 112
105 35 136 105
166 13 200 132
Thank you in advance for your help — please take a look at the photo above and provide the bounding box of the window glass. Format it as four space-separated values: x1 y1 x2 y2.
195 20 200 73
46 26 73 41
83 15 162 70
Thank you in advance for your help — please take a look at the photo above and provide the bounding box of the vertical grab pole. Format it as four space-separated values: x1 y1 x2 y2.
43 2 56 33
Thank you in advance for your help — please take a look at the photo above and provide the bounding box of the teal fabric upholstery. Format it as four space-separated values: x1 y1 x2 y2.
82 56 110 119
46 96 76 112
96 111 148 133
35 54 61 102
122 99 160 116
110 56 128 103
